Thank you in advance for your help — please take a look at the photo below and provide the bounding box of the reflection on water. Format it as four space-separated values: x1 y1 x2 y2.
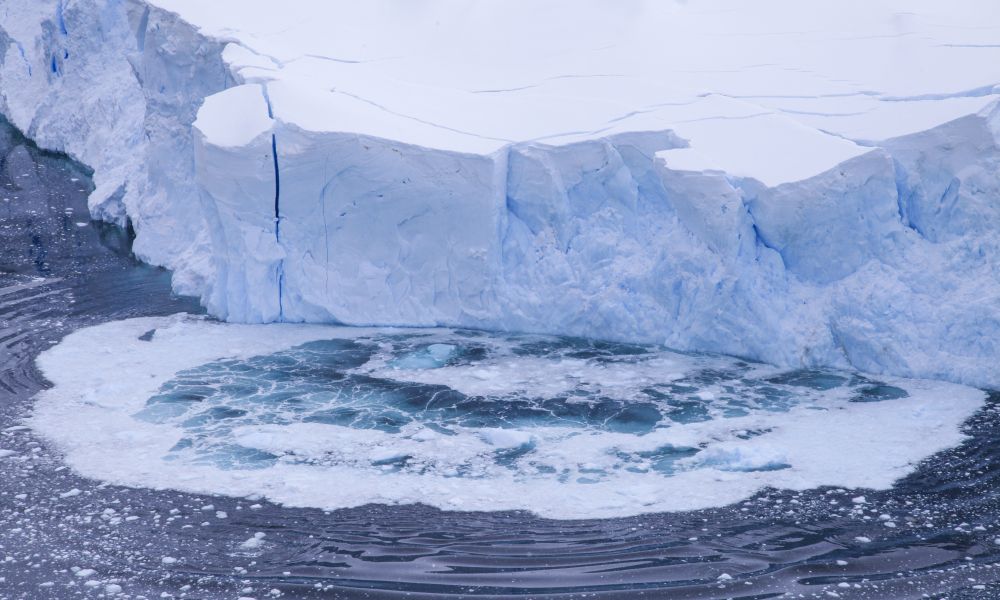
1 113 1000 598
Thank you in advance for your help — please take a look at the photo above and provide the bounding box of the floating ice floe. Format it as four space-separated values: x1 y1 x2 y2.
32 315 986 519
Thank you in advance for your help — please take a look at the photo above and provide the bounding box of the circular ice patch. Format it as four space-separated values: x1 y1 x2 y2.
32 316 985 518
134 330 911 480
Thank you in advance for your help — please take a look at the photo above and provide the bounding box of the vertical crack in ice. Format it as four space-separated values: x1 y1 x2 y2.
891 157 924 237
262 85 284 320
134 7 150 53
272 132 284 320
320 157 332 296
56 0 68 36
15 42 31 77
739 188 787 268
494 147 512 277
272 133 280 233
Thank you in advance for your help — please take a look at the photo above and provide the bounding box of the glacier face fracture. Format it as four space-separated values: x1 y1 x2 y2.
2 0 1000 387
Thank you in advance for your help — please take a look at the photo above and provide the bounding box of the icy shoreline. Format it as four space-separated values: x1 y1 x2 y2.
2 1 1000 386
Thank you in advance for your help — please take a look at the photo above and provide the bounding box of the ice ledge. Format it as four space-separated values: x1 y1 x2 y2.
2 1 1000 388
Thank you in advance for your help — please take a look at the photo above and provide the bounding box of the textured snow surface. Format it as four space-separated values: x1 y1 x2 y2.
33 315 986 518
2 1 1000 385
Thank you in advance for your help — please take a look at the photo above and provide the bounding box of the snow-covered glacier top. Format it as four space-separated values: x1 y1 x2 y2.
2 0 1000 388
164 0 1000 185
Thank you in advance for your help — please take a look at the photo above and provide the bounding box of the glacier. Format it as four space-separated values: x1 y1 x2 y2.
1 0 1000 387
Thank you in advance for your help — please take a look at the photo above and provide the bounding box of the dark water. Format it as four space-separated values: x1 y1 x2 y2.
2 115 1000 599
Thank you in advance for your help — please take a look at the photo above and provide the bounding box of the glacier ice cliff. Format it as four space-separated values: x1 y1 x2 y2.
2 0 1000 387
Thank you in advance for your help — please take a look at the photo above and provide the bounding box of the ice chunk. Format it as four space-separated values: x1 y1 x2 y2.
240 532 266 550
657 112 871 187
192 84 273 148
389 344 457 370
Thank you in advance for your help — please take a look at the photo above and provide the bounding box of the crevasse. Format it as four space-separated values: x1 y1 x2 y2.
2 0 999 388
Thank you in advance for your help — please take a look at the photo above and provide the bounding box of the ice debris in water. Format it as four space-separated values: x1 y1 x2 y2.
388 343 458 370
240 532 266 550
31 316 987 519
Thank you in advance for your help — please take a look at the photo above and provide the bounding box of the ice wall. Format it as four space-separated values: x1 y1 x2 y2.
2 0 999 388
0 0 229 294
